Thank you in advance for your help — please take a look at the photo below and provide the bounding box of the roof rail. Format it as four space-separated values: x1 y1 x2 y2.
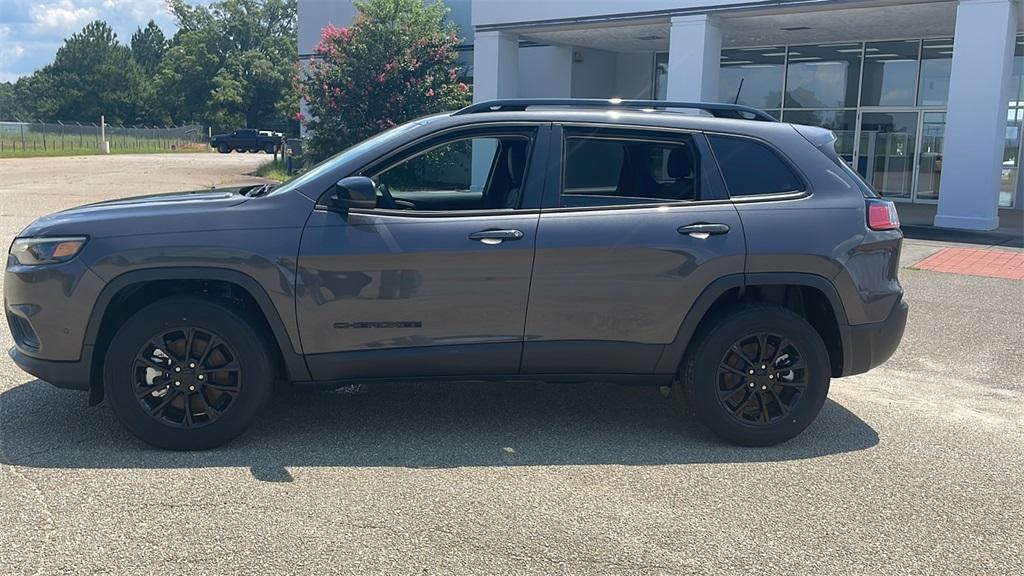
453 98 778 122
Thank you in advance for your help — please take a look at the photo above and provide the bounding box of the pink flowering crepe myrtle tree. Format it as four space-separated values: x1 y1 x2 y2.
298 0 470 161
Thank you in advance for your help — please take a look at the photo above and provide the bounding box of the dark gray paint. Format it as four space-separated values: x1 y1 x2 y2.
5 105 906 392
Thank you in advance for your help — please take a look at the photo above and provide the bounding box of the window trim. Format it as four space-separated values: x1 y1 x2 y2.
546 123 730 212
704 131 811 201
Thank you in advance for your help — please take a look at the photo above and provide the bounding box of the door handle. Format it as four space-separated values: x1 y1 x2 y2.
677 223 731 240
469 229 524 245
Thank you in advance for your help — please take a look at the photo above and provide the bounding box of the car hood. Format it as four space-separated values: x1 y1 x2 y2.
18 187 254 238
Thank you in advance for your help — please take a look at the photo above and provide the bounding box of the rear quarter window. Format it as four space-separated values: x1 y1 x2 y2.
708 135 803 197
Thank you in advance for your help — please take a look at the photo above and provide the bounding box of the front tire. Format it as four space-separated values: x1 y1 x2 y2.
678 304 831 446
217 144 230 153
103 297 274 450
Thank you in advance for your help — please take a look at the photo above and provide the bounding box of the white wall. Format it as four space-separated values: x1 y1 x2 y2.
614 53 655 99
518 45 573 97
472 0 820 27
570 48 618 98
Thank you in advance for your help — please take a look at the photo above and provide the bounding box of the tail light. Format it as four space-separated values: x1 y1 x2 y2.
867 199 900 231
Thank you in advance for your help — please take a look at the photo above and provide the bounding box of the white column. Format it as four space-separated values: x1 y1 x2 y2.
472 30 519 103
666 15 721 102
934 0 1017 230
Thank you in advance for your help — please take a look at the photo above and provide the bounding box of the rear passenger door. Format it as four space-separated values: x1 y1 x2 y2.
521 125 746 375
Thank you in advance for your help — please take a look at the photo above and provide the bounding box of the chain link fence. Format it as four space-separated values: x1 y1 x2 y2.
0 121 207 155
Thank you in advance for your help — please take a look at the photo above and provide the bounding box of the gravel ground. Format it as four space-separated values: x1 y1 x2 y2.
1 154 1023 575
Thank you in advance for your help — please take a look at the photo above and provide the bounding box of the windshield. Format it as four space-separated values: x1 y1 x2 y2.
271 114 448 197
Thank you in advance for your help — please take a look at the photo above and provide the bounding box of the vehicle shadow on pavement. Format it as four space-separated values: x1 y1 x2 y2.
0 379 878 480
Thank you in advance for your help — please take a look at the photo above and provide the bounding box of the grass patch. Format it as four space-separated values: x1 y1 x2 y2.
256 159 292 182
0 144 212 159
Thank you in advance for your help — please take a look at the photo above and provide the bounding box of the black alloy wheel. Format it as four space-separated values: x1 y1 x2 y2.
104 297 274 450
676 304 830 446
133 327 241 429
716 332 807 425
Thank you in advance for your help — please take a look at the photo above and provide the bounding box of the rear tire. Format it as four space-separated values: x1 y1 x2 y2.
263 143 275 154
217 144 230 153
677 304 830 446
103 297 274 450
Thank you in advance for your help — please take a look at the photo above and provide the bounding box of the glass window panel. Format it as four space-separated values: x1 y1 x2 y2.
1001 108 1022 208
562 135 702 206
707 135 803 196
918 38 953 106
856 112 918 199
719 47 786 109
654 53 669 100
782 110 857 162
861 40 920 107
1011 36 1024 107
916 112 946 201
785 43 862 108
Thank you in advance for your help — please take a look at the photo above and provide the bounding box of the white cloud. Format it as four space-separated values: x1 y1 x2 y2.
32 0 99 31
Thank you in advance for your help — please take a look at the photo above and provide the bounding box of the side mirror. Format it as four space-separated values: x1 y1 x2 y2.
331 176 377 211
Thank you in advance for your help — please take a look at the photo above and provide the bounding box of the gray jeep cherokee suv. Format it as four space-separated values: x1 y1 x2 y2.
5 99 907 450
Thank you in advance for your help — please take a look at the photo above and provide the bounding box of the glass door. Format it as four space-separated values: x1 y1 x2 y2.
855 111 919 200
914 112 946 203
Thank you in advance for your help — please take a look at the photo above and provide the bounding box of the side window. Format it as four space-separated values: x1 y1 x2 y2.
707 135 803 197
561 134 702 207
373 134 532 211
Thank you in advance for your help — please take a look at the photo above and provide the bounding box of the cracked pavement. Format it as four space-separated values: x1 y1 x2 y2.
1 153 1023 575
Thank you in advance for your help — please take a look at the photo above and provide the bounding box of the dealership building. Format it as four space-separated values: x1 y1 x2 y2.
299 0 1023 230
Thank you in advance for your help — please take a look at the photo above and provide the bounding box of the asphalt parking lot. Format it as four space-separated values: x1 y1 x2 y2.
2 154 1023 575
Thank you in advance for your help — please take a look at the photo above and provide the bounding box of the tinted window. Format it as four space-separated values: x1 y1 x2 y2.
373 134 532 211
562 135 701 207
708 135 803 196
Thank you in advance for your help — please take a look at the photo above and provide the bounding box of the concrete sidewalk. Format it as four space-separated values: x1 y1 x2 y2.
896 203 1023 248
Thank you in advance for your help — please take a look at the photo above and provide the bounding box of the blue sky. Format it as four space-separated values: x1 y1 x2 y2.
0 0 197 83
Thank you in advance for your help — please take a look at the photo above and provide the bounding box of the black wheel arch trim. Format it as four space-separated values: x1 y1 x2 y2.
655 272 851 375
82 267 310 382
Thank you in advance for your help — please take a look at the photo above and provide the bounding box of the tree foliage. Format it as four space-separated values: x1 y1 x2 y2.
0 0 298 130
300 0 469 160
155 0 297 129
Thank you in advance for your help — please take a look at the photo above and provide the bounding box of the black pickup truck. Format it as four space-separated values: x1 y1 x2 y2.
210 128 282 154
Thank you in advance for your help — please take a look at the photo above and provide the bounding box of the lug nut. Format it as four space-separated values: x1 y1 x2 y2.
174 381 181 387
748 369 755 375
174 366 181 373
197 374 204 380
748 382 755 388
761 385 768 391
189 363 196 369
768 374 775 380
761 364 767 370
188 385 195 391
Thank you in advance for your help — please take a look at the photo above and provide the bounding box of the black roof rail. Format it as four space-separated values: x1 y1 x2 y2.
453 98 778 122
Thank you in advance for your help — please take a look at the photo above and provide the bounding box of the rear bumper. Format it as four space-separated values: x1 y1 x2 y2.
840 297 908 377
8 346 91 390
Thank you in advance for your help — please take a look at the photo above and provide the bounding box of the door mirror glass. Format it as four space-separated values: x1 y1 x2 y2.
333 176 377 210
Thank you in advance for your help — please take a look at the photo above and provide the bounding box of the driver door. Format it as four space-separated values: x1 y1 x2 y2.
296 124 549 381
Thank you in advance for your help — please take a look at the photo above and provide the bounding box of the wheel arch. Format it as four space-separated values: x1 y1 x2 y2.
656 273 850 377
84 267 310 403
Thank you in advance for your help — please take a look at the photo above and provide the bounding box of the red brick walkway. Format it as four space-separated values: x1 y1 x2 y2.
913 247 1024 280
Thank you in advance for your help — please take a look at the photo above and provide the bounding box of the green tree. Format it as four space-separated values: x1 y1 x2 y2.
130 20 168 77
155 0 297 129
45 20 146 124
300 0 469 161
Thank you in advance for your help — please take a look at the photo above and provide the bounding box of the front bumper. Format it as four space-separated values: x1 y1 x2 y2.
840 297 909 377
9 346 91 390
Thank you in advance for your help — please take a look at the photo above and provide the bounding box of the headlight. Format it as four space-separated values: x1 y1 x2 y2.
9 236 88 265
